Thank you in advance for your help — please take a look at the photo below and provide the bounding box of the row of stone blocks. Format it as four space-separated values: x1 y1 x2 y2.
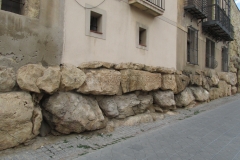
0 61 238 151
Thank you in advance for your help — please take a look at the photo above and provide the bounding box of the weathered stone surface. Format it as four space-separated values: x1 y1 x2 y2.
113 114 153 127
209 88 220 100
78 61 115 69
143 65 158 72
150 113 165 121
228 72 237 85
189 87 209 102
0 67 16 92
204 69 219 86
0 92 42 151
218 72 237 85
78 69 121 95
115 62 144 70
152 91 176 110
17 64 45 93
132 95 153 114
98 94 140 119
175 88 195 107
37 66 61 94
120 69 161 93
156 67 175 74
232 86 237 94
60 64 86 91
161 74 177 91
175 74 190 93
122 114 153 126
202 76 210 91
218 80 229 97
42 92 106 134
190 74 203 86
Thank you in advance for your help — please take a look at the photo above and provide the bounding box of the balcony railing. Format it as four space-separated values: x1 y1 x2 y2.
129 0 165 17
146 0 164 10
184 0 207 19
202 4 234 41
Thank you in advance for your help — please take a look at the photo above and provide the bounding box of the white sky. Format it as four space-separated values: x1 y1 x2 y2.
235 0 240 8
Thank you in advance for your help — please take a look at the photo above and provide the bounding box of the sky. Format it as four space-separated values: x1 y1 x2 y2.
235 0 240 9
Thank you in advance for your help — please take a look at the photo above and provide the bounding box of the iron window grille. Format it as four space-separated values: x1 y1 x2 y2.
206 39 217 69
1 0 24 14
90 17 98 32
187 27 198 65
222 47 228 72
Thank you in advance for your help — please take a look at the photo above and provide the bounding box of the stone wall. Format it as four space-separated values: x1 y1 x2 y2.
229 0 240 92
0 61 237 150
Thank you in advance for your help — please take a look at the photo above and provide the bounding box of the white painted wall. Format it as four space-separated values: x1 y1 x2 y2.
62 0 177 69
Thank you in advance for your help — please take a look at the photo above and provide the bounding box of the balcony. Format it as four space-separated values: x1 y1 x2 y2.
202 4 234 41
129 0 165 17
184 0 207 20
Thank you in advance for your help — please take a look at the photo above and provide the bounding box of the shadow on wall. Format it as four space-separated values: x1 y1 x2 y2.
0 0 64 70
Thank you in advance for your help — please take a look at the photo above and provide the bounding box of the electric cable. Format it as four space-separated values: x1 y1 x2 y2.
75 0 106 9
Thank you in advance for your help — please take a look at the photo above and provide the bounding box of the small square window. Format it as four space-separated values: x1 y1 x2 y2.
136 23 148 50
85 4 106 40
90 11 102 34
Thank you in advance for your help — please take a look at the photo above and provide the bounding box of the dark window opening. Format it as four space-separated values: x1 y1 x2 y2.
1 0 24 14
187 27 198 65
90 11 102 34
139 27 147 47
222 47 228 72
206 39 216 69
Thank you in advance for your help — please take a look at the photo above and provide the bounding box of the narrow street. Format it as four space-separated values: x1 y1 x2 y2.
77 95 240 160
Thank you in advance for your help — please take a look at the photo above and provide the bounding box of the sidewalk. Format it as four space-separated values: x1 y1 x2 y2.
1 94 240 160
76 96 240 160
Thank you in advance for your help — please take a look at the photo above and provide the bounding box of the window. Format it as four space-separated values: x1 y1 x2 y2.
139 27 147 47
85 4 106 40
222 47 228 72
1 0 24 14
187 27 198 65
206 39 216 69
136 22 148 50
90 11 102 34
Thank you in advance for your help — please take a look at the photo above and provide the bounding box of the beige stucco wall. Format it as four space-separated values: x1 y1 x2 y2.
0 0 64 69
62 0 178 69
176 0 227 72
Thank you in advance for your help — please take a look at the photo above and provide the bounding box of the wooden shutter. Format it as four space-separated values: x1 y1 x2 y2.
206 39 210 68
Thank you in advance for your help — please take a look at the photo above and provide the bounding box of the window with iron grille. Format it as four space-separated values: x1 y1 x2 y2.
1 0 24 14
206 39 216 69
187 27 198 65
90 11 102 34
222 47 228 72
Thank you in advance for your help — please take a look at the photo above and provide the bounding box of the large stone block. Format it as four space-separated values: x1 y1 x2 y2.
0 92 42 151
17 64 45 93
60 64 86 91
120 69 161 93
152 91 176 110
78 61 115 69
175 88 195 107
42 92 106 134
161 74 177 91
78 69 121 95
190 74 203 86
0 67 16 92
218 72 237 86
115 62 145 70
175 74 190 93
37 66 61 94
98 94 140 119
189 87 209 102
132 95 153 114
209 88 220 100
